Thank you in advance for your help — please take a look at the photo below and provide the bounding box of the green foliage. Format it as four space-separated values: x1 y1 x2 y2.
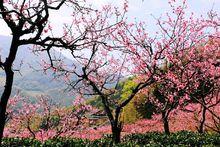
2 138 41 147
2 131 219 147
120 77 155 123
142 101 156 119
120 78 141 123
43 138 89 147
122 131 220 146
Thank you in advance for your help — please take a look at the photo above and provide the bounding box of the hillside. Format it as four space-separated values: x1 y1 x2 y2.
0 35 75 105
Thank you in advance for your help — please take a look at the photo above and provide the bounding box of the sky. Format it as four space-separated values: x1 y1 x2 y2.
0 0 219 36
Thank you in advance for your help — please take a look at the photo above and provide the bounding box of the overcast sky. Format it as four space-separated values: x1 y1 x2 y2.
0 0 219 36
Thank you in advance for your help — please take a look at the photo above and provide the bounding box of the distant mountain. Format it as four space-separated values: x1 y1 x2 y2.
0 35 75 106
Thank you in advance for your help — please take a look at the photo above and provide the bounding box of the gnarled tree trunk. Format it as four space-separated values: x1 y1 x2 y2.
111 121 122 144
0 35 19 143
198 106 207 133
162 111 170 135
0 67 14 143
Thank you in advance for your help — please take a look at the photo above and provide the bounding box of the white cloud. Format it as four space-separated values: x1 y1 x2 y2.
91 0 125 9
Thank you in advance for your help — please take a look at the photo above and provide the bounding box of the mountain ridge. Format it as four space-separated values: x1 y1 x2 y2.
0 35 75 106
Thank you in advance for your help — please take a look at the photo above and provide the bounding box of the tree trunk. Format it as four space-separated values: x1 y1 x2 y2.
111 123 122 144
198 106 206 133
0 67 14 143
162 112 170 135
0 35 19 144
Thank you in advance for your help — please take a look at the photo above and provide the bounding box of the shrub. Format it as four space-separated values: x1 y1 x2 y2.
122 131 220 146
2 138 41 147
2 131 220 146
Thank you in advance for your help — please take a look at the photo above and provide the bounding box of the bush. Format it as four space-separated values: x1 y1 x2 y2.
122 131 220 146
2 131 220 147
2 138 41 147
